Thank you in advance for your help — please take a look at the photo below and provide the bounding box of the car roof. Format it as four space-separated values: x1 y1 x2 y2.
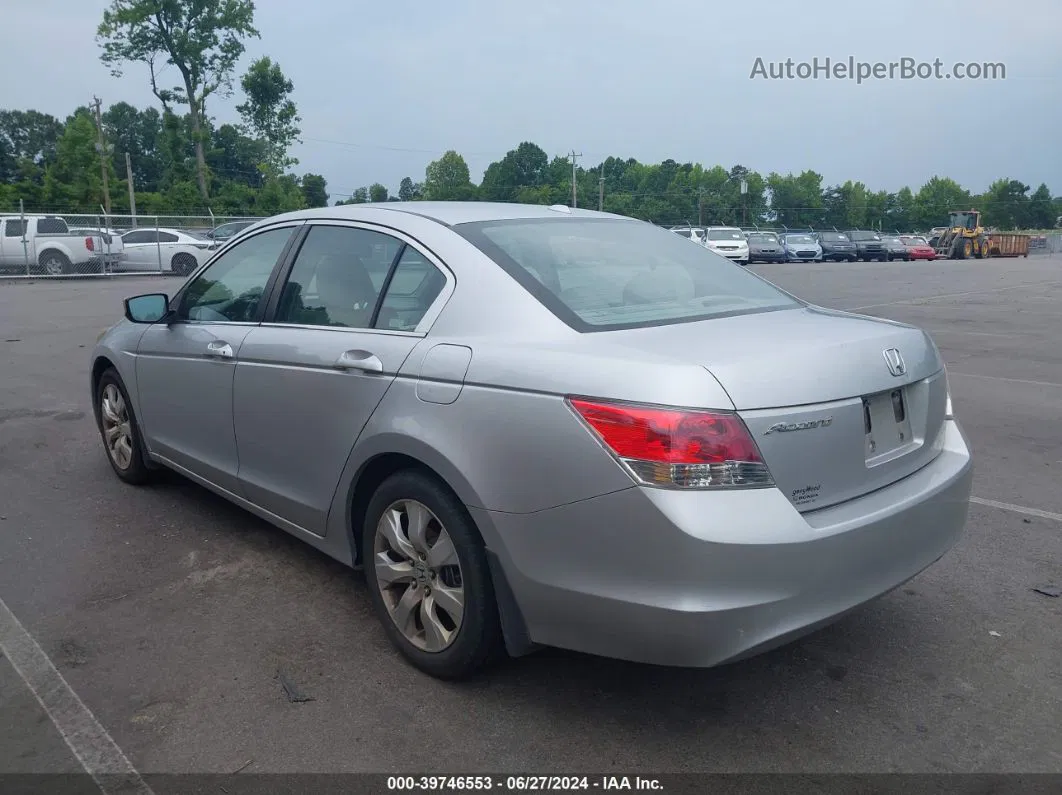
257 201 629 228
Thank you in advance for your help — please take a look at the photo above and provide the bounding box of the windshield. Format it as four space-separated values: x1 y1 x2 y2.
849 231 881 241
706 229 744 241
455 218 800 331
819 232 849 242
746 232 778 243
903 236 928 245
883 237 902 244
784 234 815 244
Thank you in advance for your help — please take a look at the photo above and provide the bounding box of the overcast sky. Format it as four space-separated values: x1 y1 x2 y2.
6 0 1059 201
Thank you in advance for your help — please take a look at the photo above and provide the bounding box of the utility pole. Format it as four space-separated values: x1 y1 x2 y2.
598 167 604 212
569 150 581 208
740 179 748 227
698 188 705 227
91 96 112 214
125 152 137 227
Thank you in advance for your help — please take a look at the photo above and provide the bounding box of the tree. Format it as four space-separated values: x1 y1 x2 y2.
102 102 164 191
398 176 421 201
97 0 260 200
369 182 389 203
0 110 65 184
423 150 476 200
767 171 824 227
913 176 971 230
43 110 112 209
982 178 1030 229
301 173 328 207
1027 183 1055 229
236 56 301 175
480 141 549 201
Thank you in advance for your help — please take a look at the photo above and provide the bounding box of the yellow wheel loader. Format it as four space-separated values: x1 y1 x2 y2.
931 210 990 260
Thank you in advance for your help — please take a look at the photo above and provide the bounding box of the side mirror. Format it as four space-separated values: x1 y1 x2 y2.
124 293 170 324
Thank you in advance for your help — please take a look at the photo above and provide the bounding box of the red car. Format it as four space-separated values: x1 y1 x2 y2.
901 236 936 260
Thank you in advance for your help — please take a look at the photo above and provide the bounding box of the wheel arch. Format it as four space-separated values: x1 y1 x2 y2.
341 436 492 568
341 445 535 657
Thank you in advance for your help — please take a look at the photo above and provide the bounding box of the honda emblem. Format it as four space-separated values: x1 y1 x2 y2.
883 348 906 377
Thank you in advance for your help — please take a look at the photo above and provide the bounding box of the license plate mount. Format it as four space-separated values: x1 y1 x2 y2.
863 388 914 464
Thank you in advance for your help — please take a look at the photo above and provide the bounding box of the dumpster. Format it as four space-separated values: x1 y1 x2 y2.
987 233 1030 258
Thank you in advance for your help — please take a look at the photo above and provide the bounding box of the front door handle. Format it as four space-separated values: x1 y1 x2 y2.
205 340 234 358
334 349 383 373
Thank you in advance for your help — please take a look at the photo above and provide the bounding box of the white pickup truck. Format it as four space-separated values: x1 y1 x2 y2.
0 215 106 275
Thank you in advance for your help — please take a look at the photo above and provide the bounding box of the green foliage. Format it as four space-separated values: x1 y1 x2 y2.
236 56 301 175
369 183 389 203
301 174 328 208
0 95 1056 231
97 0 260 198
423 150 477 201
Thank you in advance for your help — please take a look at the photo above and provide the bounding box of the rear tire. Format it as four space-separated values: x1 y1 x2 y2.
95 368 153 485
171 253 196 276
39 252 71 276
362 470 504 679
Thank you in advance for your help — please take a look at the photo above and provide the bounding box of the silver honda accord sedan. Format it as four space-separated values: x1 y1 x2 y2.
90 202 973 679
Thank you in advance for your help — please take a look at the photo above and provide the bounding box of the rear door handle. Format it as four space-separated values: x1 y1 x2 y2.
205 340 234 358
334 349 383 373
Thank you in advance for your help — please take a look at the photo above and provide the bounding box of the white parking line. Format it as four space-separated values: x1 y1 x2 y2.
970 497 1062 523
846 279 1062 311
922 328 1025 339
947 371 1062 389
0 596 153 795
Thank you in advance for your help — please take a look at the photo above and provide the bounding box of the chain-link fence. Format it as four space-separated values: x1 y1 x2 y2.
0 211 267 278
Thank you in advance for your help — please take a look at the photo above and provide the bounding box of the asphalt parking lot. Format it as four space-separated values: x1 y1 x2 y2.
1 255 1061 779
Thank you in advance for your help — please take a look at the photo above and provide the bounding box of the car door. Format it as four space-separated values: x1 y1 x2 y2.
134 224 301 492
120 230 155 270
1 218 28 267
232 222 451 535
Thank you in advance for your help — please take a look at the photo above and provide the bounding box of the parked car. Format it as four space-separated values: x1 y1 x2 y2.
69 227 126 271
118 228 217 275
208 220 256 244
880 235 910 261
846 230 888 261
744 231 785 263
780 233 823 262
816 231 858 262
0 215 105 275
92 202 973 679
900 235 937 260
703 226 749 264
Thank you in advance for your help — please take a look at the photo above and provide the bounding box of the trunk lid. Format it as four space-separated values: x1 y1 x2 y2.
607 306 948 512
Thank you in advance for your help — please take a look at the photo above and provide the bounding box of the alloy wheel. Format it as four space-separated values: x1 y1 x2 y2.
100 383 134 470
373 499 465 652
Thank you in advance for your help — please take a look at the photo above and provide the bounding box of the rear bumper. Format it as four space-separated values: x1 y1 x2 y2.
478 420 973 667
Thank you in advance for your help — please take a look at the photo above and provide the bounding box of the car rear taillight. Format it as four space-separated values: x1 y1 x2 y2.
567 397 774 489
85 237 95 251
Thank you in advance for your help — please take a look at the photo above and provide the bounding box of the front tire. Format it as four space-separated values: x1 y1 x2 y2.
95 368 153 485
362 470 504 679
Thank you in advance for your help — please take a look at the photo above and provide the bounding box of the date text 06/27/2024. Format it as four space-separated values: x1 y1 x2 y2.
386 776 664 792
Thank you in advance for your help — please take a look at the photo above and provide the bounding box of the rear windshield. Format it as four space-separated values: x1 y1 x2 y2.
455 218 800 331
